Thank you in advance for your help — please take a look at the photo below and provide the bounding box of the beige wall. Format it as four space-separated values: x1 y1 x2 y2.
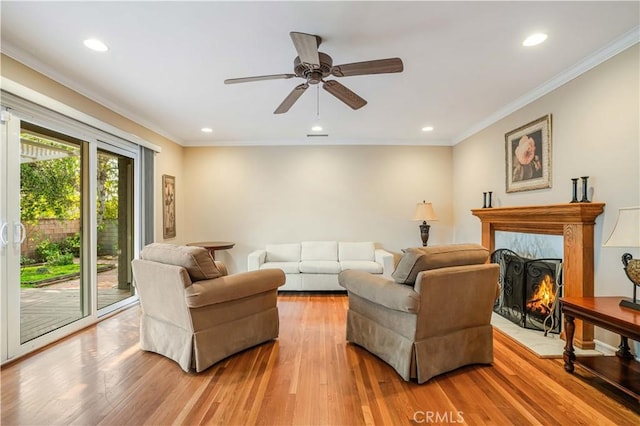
452 45 640 347
5 44 638 349
1 54 185 243
182 145 453 272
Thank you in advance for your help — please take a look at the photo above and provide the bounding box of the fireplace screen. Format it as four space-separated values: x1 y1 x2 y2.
492 249 563 335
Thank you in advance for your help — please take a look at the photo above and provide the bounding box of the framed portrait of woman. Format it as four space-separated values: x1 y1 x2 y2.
505 114 552 193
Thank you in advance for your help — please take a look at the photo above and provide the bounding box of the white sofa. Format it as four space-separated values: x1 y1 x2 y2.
248 241 394 291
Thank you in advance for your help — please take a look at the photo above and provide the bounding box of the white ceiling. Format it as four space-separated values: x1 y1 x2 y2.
1 1 639 147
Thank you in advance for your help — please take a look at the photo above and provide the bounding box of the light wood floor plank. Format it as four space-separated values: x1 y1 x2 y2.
1 293 638 425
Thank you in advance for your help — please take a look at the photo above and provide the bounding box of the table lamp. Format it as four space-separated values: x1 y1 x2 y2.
413 201 438 246
603 206 640 311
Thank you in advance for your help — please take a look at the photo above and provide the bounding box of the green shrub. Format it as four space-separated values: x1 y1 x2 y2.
20 256 36 266
35 240 60 263
35 239 76 265
48 253 74 266
59 233 80 257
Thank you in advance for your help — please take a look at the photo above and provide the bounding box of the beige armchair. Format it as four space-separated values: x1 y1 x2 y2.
338 244 499 384
131 243 285 372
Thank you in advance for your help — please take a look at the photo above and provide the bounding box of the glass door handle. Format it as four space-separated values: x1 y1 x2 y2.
13 222 26 244
0 222 7 246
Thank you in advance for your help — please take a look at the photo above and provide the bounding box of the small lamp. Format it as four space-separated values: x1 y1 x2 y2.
603 206 640 311
413 201 438 246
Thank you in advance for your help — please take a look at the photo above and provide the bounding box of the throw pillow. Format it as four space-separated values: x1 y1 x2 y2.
391 248 428 285
392 244 489 285
140 243 222 281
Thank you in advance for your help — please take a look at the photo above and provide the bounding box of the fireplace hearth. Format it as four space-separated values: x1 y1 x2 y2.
492 249 563 335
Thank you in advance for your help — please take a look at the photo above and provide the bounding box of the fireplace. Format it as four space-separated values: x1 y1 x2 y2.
492 249 563 335
471 203 604 349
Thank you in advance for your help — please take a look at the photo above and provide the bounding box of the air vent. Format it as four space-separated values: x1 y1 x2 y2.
306 134 329 137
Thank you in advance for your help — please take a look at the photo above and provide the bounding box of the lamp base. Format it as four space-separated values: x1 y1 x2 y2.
419 221 431 247
619 298 640 311
620 254 640 311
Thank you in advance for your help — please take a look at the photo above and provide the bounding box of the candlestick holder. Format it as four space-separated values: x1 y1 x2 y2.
482 192 487 208
487 191 493 208
570 178 579 203
580 176 590 203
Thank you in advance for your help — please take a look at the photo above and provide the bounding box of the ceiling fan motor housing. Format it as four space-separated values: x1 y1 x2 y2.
294 52 333 84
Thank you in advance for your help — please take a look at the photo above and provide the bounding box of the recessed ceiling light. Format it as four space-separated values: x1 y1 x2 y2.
83 38 108 52
311 125 323 132
522 33 548 47
421 126 434 132
201 127 213 133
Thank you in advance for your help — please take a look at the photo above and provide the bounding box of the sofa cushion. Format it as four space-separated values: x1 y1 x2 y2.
260 261 300 274
266 243 301 262
392 244 489 285
301 241 338 261
338 242 375 261
340 260 383 274
299 260 341 274
140 243 222 281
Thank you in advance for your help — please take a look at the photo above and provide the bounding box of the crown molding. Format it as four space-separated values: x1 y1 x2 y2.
452 25 640 145
1 42 183 146
180 138 453 147
1 77 162 152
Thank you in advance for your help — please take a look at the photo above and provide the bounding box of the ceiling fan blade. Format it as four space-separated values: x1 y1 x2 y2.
224 74 296 84
330 58 404 77
274 83 309 114
290 32 321 68
323 80 367 110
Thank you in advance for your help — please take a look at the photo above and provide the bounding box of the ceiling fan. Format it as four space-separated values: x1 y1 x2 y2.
224 32 404 114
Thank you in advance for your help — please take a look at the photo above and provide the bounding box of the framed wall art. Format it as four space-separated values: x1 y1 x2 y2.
505 114 552 193
162 174 176 239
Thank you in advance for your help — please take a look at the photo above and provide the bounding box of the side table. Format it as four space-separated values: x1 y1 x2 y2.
187 241 235 260
561 296 640 401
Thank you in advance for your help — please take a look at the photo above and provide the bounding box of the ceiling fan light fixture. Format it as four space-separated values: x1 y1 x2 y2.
311 124 323 132
522 33 548 47
83 38 108 52
225 31 402 114
422 126 434 132
201 127 213 133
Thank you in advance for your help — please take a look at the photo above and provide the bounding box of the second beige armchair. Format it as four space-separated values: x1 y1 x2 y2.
339 244 500 384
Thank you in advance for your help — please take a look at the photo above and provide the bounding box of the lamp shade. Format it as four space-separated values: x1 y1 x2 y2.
603 206 640 248
413 201 438 222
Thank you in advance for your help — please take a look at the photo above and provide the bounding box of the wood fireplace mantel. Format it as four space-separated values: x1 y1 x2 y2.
472 203 605 349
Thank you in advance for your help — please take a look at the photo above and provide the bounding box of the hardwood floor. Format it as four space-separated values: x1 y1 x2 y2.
1 293 638 425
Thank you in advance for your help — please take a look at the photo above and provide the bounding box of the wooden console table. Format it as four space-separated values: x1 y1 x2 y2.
187 241 235 260
561 296 640 401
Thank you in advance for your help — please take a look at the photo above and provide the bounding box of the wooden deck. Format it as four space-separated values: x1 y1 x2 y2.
20 287 132 343
19 263 132 343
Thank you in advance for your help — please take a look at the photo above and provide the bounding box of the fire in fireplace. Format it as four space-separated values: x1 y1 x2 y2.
491 249 563 335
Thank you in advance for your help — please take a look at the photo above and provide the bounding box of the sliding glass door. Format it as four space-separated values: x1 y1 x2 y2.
17 123 88 343
1 107 140 361
96 148 135 312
